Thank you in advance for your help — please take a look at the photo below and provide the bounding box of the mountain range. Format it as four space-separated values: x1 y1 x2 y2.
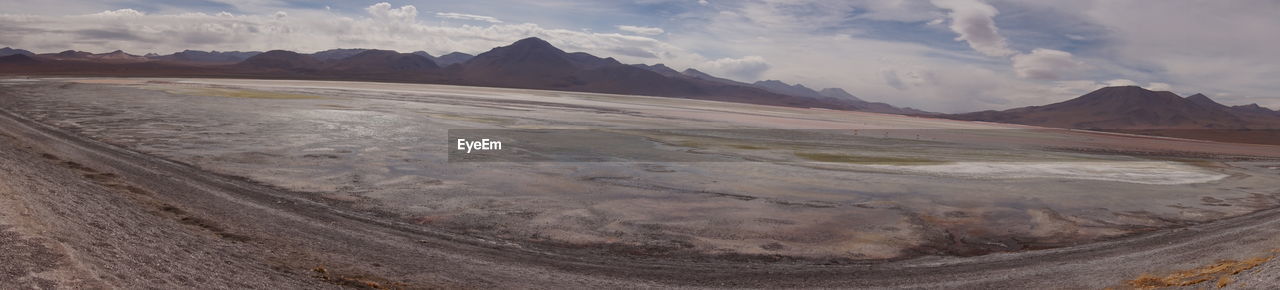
0 38 922 114
5 39 1280 145
0 47 34 57
945 86 1280 145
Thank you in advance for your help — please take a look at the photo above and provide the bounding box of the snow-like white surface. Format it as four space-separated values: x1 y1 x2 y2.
866 161 1228 185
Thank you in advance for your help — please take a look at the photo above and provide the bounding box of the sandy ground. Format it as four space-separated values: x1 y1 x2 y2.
3 77 1280 288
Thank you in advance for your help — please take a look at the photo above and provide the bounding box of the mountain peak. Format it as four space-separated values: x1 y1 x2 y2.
818 88 863 101
682 68 710 77
1230 103 1280 116
632 63 681 77
511 37 552 47
440 52 472 58
329 49 438 71
949 85 1251 130
310 48 371 61
1185 93 1228 109
754 80 788 86
500 37 565 54
752 80 830 100
1095 85 1147 93
434 52 473 66
238 50 321 70
0 47 34 57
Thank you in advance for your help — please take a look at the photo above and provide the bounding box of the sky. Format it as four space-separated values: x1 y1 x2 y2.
1 0 1277 113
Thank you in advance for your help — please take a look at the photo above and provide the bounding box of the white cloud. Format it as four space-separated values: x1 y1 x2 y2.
1075 1 1280 107
0 3 697 66
1104 79 1138 87
699 56 770 81
617 25 664 35
1146 82 1172 91
1011 48 1086 80
698 0 709 6
365 2 416 22
435 12 502 23
91 8 143 17
930 0 1014 57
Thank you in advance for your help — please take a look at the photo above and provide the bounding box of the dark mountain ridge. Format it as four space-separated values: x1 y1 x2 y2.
149 50 262 63
944 86 1280 144
946 86 1265 129
0 47 34 57
0 39 920 114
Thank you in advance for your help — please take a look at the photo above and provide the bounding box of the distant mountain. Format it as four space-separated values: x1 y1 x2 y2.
410 51 433 59
818 88 863 102
95 50 149 62
751 80 927 115
0 54 38 64
150 50 261 63
753 80 825 99
236 50 322 72
1185 93 1228 109
631 63 682 77
310 49 370 61
434 52 473 67
326 49 438 72
681 68 742 85
945 86 1278 130
1232 103 1280 117
0 37 927 115
0 47 34 57
43 50 94 60
458 37 877 108
1190 93 1280 118
414 51 473 67
565 52 623 69
459 37 583 87
35 50 149 62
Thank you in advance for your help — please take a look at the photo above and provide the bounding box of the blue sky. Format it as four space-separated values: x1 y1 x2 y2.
1 0 1278 113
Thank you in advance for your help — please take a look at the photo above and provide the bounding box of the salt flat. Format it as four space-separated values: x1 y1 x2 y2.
4 77 1279 260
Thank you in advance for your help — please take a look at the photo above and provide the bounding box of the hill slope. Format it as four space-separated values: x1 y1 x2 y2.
947 86 1259 129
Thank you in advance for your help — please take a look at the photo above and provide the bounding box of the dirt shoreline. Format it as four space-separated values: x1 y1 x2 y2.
5 90 1280 288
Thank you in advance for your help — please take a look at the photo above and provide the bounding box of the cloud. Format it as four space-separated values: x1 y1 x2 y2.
853 0 945 22
882 69 907 90
617 25 664 35
1146 82 1172 91
365 2 416 22
699 56 770 81
930 0 1014 57
1011 48 1086 80
1104 79 1138 87
435 12 502 23
90 9 143 17
0 3 699 65
698 0 709 6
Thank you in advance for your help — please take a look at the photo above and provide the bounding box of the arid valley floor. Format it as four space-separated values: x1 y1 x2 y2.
4 78 1280 288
